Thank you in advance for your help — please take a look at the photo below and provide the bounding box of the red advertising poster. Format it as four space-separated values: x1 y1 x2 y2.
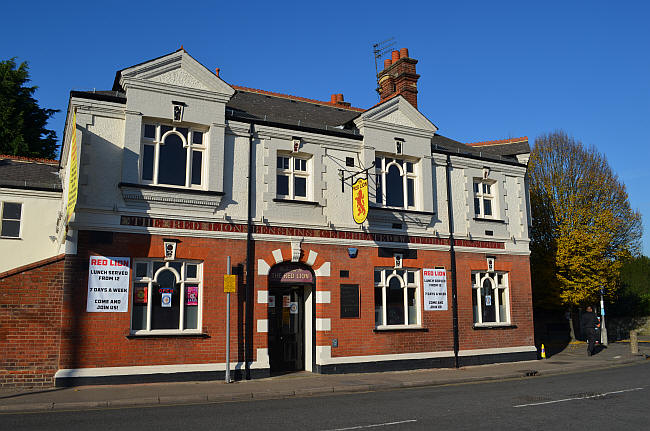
134 285 147 304
186 286 198 306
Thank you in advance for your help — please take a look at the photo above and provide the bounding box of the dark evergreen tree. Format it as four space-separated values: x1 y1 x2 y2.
0 58 58 159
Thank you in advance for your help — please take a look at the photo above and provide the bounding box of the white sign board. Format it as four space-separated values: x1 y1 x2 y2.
423 268 448 311
86 256 130 312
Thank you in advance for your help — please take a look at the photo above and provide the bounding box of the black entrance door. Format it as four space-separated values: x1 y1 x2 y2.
268 286 304 372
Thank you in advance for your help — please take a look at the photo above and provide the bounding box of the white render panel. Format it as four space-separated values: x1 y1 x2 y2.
306 250 318 266
0 188 62 273
316 318 331 331
315 291 331 304
257 290 268 304
257 259 271 275
257 319 268 333
314 261 330 277
272 248 283 263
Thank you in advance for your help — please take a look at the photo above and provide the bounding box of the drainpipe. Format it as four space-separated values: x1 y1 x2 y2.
245 123 256 379
445 154 460 368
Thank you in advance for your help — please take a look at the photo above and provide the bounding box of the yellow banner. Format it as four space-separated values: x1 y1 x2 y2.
352 177 369 224
66 110 78 225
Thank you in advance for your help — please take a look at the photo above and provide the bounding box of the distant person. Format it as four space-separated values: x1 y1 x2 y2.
581 306 600 356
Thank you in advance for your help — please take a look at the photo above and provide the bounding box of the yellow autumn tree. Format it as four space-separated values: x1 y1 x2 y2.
529 131 642 311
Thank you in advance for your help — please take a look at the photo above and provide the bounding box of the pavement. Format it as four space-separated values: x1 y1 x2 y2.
1 339 648 414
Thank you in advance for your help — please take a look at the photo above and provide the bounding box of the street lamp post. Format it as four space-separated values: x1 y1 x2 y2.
600 287 608 346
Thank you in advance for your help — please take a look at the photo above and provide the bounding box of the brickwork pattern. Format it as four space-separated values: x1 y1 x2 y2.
0 256 65 387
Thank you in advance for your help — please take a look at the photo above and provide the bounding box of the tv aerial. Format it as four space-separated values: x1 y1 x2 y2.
372 37 396 96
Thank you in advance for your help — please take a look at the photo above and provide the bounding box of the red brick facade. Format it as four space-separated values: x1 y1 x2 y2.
0 229 534 387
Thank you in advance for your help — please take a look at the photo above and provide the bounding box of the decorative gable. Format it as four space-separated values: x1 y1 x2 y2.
116 49 234 101
147 68 210 91
354 95 437 134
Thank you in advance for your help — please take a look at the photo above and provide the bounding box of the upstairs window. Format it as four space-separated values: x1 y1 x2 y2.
374 155 417 209
1 202 21 238
276 154 310 200
141 123 205 188
474 180 496 218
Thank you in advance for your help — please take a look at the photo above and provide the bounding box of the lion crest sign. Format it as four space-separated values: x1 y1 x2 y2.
352 178 368 224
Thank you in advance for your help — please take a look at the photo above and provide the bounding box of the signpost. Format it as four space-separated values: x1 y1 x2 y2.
600 286 608 346
224 257 236 383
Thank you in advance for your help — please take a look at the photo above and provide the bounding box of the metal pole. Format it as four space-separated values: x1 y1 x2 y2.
226 255 231 383
600 287 608 346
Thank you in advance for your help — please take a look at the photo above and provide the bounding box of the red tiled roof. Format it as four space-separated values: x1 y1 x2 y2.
230 85 365 112
466 137 528 147
0 154 59 164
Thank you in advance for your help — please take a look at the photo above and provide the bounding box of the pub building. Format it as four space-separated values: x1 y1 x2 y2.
0 48 536 387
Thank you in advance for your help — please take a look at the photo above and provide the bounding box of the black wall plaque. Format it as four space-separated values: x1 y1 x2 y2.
340 284 359 318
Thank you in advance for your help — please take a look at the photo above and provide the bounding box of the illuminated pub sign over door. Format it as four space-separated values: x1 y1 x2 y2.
268 263 314 286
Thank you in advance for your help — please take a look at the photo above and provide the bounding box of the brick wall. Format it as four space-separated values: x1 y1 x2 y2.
0 255 65 387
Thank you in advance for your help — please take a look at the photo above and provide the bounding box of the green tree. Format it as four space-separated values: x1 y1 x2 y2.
529 131 642 312
0 58 58 158
610 255 650 317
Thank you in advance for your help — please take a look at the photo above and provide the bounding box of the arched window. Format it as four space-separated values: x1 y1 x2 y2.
141 123 205 188
472 272 509 325
131 260 202 333
374 268 420 327
374 156 417 209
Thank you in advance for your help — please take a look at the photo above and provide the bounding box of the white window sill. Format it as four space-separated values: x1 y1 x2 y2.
0 236 22 240
374 325 426 332
127 330 208 338
472 323 516 329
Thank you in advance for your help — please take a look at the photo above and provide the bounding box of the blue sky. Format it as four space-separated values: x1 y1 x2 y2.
3 0 649 254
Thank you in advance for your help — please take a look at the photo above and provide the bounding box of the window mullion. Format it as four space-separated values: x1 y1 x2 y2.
185 142 192 187
476 284 483 324
381 285 387 326
153 142 160 185
179 281 185 330
402 279 408 324
146 279 152 331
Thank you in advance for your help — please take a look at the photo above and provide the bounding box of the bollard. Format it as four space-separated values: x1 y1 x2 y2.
630 330 638 355
541 344 546 359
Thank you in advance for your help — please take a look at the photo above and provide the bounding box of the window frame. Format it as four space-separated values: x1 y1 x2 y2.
130 259 203 335
374 267 421 329
276 153 311 201
473 179 497 218
140 123 207 189
471 271 510 326
374 154 418 210
0 201 22 239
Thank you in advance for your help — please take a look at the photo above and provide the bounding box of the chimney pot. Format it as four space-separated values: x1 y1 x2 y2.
215 67 220 77
383 58 392 69
331 94 338 103
400 48 409 59
391 50 400 62
337 93 344 102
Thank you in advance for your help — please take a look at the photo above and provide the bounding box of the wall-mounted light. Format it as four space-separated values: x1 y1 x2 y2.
347 247 358 258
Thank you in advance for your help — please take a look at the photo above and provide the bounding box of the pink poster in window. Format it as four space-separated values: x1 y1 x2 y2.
186 286 198 306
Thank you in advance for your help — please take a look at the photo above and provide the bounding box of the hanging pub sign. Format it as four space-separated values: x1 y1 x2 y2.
352 177 368 224
423 268 448 311
86 256 130 312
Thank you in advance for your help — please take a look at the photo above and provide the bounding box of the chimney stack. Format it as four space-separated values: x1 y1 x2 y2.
330 93 351 107
376 47 420 109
